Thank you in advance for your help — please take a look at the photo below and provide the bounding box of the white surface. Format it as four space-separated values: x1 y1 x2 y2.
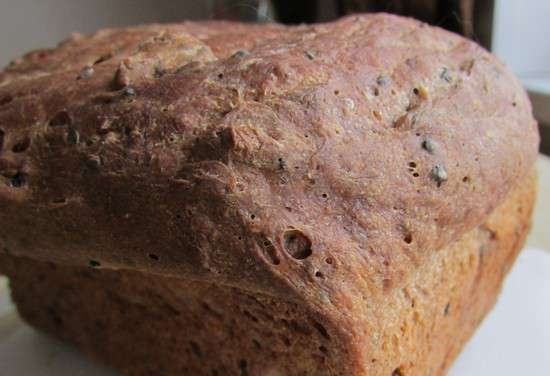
0 248 549 375
449 248 550 375
493 0 550 76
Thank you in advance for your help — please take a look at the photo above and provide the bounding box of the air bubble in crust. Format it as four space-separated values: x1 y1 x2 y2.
283 229 312 260
9 172 25 187
12 137 30 153
49 111 71 127
259 237 280 265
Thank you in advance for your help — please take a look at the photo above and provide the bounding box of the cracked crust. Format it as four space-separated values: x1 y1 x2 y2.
0 13 540 376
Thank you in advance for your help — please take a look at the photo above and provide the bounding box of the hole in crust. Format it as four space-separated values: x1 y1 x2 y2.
252 339 262 349
403 233 413 244
408 161 417 168
315 271 324 278
148 253 159 261
238 359 248 376
12 137 30 153
9 172 25 187
283 229 312 260
312 321 330 340
392 367 404 376
47 306 63 326
260 237 280 265
93 53 113 65
49 111 71 127
190 341 202 358
89 260 101 268
0 95 13 106
325 257 333 265
281 335 291 347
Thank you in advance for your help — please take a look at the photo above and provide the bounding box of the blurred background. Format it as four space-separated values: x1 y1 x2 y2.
0 0 548 247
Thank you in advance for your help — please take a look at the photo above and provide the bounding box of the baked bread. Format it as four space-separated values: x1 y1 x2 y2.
0 13 539 376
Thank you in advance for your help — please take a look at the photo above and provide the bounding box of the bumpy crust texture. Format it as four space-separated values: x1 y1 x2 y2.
0 13 539 376
0 171 536 375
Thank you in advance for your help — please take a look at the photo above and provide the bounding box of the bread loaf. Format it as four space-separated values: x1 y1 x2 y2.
0 13 539 375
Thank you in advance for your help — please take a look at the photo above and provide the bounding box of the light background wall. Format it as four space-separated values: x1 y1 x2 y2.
492 0 550 77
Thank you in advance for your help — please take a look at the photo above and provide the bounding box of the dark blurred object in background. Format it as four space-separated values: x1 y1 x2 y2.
216 0 494 49
213 0 273 21
330 0 494 49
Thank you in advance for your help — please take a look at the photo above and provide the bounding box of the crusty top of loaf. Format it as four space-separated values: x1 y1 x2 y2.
0 14 539 301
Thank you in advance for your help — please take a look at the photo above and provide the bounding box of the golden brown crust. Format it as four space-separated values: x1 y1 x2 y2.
0 170 536 375
0 13 540 375
0 14 539 295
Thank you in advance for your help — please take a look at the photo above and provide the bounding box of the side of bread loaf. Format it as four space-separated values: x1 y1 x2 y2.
0 170 536 375
0 13 539 376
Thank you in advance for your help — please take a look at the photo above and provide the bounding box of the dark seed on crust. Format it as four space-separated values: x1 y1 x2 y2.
444 303 451 316
49 111 71 127
122 87 136 97
278 157 286 170
232 50 250 59
440 67 452 83
430 164 448 186
305 51 315 60
376 75 390 86
421 138 437 154
77 66 94 80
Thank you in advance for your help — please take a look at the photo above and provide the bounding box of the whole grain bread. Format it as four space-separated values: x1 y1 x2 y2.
0 13 540 376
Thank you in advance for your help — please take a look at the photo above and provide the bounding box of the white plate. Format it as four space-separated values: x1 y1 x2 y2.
1 248 549 375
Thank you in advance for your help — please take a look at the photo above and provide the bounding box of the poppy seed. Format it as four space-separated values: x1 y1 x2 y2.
232 50 250 59
78 66 94 80
122 87 136 97
422 138 437 154
430 164 448 186
376 75 390 86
